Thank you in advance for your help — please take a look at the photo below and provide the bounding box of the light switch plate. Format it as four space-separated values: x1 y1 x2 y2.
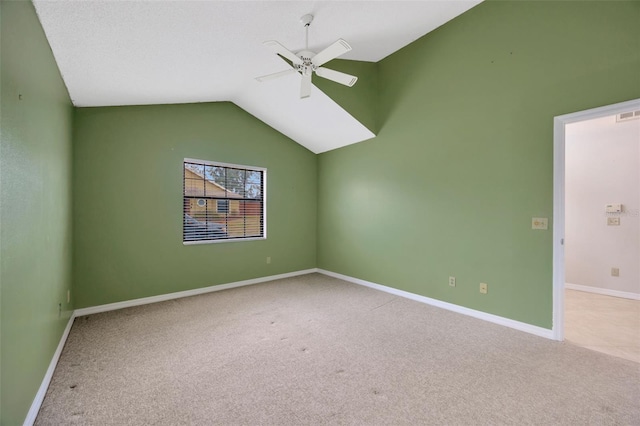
532 217 548 230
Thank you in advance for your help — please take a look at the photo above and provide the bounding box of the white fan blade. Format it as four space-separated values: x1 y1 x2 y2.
316 67 358 87
300 72 312 99
263 40 303 65
256 68 297 82
311 39 352 67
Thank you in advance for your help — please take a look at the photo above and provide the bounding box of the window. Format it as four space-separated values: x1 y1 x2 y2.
183 159 266 243
217 200 229 213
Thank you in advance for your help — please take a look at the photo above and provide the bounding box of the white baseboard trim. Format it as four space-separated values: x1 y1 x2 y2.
318 269 554 340
565 283 640 300
74 269 318 317
25 267 556 424
23 314 75 426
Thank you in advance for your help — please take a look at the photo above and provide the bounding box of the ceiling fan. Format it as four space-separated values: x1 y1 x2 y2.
256 14 358 99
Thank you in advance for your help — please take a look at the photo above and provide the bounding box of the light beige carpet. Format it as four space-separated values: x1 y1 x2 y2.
36 273 640 425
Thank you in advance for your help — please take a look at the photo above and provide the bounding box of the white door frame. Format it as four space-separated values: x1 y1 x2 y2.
552 98 640 341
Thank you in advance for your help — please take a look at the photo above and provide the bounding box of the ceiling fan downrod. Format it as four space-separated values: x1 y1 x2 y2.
301 14 313 51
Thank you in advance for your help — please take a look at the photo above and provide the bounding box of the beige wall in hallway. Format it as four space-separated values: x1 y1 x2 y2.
565 114 640 295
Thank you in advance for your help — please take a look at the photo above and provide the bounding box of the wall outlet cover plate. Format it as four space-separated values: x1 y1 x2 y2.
607 217 620 226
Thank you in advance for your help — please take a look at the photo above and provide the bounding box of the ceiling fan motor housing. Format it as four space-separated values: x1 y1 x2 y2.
296 50 316 74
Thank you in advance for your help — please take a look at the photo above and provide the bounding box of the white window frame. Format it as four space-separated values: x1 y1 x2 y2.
183 158 267 245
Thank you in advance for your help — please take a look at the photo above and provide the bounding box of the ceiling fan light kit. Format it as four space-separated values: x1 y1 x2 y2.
256 14 358 99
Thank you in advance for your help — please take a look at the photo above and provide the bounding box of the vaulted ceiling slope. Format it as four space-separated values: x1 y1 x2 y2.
33 0 481 153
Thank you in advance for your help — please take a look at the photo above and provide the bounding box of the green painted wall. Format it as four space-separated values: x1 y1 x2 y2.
73 103 317 308
314 59 378 135
3 0 638 422
0 1 74 424
317 0 640 328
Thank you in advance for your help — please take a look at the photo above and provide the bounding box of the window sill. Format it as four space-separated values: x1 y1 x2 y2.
183 236 266 245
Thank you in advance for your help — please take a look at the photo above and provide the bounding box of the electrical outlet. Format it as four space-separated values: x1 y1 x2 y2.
480 283 488 294
607 217 620 226
611 268 620 277
266 256 271 264
448 276 456 287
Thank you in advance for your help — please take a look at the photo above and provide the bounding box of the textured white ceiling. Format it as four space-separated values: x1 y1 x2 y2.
33 0 481 153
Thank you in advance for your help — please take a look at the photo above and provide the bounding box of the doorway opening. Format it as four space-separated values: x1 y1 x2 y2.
553 98 640 362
